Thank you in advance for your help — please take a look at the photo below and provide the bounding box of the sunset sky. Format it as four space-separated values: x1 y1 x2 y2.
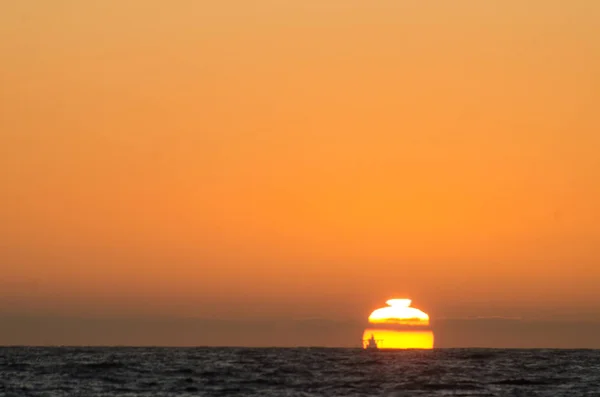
1 1 599 346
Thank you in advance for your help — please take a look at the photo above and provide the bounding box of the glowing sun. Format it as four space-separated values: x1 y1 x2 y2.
363 298 434 350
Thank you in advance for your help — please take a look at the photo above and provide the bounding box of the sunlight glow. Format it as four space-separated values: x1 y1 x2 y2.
364 298 433 349
368 299 430 326
362 329 434 350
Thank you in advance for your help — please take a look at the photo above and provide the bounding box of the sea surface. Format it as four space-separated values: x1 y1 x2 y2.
1 347 600 396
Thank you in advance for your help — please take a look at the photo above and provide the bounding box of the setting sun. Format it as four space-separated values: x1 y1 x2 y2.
363 299 434 349
368 299 430 326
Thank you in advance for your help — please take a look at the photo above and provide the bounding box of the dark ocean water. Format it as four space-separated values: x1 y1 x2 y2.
1 347 600 396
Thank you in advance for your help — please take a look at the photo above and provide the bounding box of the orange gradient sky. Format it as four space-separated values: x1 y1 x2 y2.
1 1 600 335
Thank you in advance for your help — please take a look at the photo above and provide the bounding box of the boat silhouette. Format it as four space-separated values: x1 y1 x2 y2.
363 334 383 350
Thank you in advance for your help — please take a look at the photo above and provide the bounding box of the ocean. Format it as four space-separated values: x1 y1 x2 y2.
1 347 599 396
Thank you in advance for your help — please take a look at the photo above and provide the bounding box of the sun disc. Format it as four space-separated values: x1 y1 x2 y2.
364 298 433 349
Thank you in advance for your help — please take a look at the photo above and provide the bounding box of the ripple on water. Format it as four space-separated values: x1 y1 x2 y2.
0 348 599 396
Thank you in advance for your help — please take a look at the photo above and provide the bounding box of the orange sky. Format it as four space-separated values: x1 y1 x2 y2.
1 1 600 335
